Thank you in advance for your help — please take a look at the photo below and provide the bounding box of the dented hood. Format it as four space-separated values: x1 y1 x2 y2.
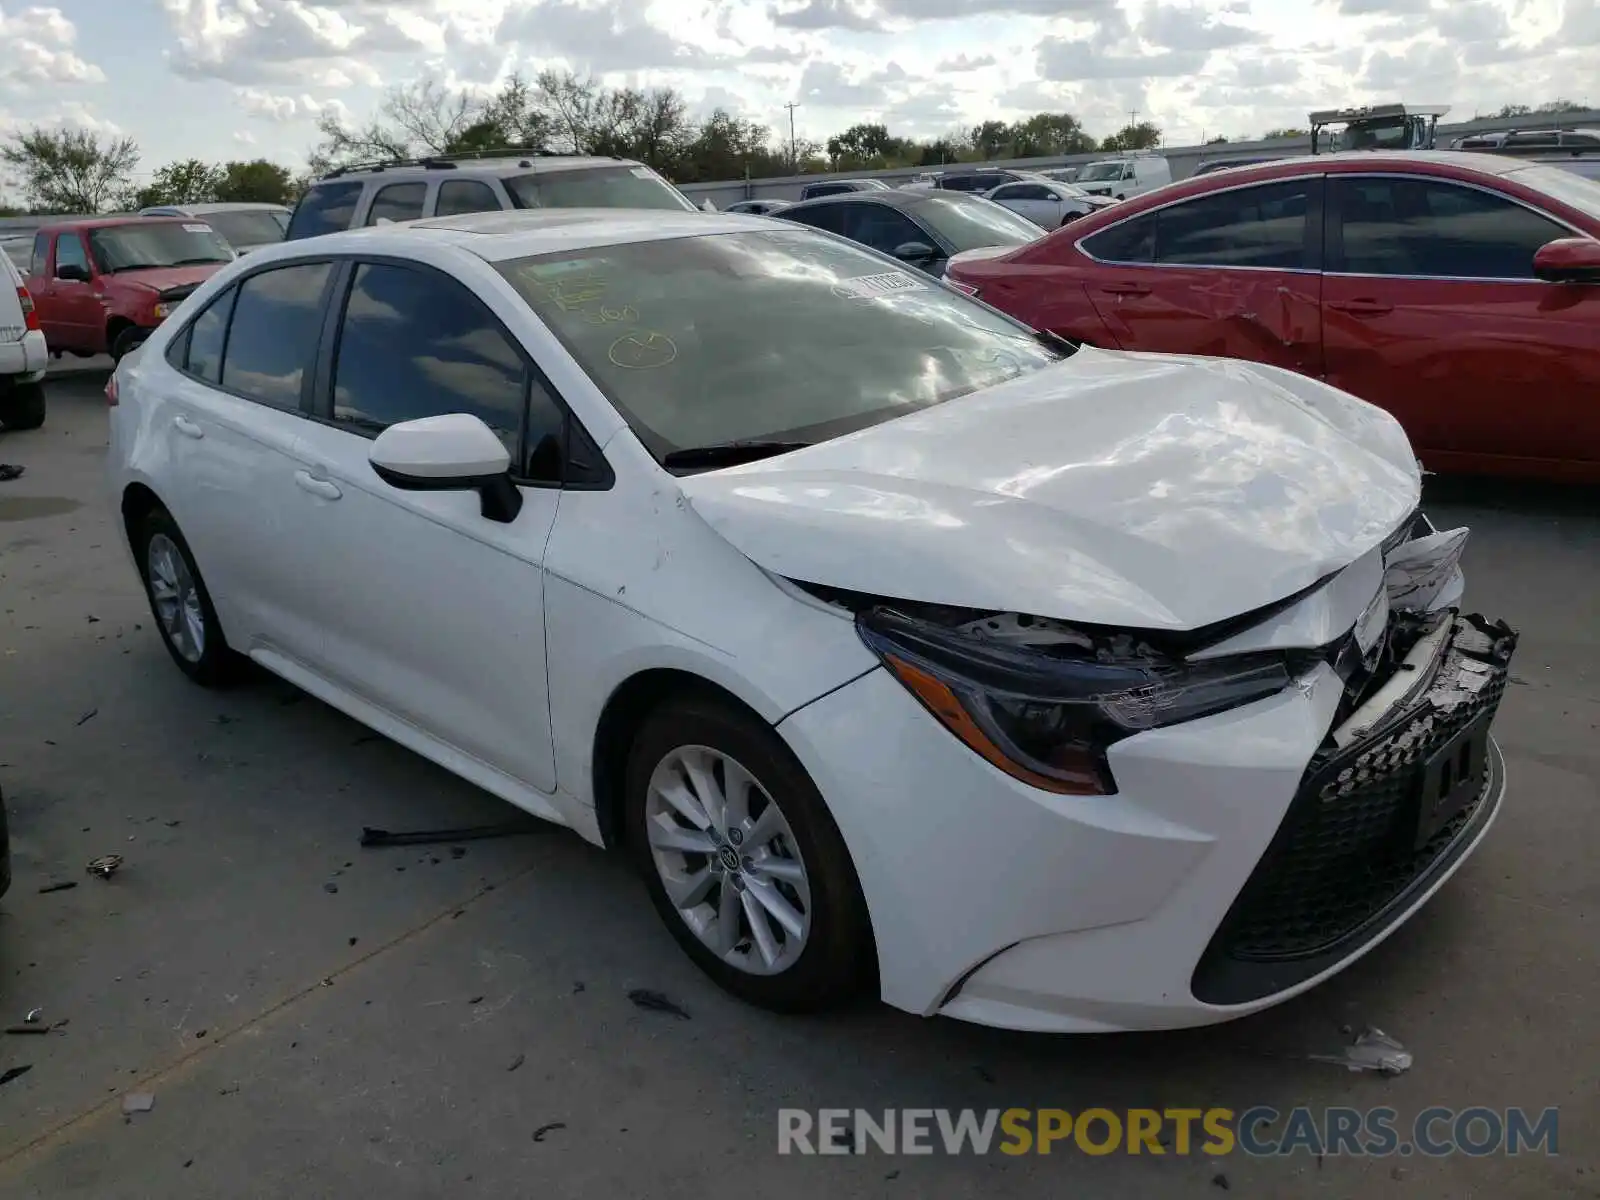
679 347 1422 631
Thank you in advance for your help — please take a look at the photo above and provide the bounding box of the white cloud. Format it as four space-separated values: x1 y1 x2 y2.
235 86 351 124
0 5 104 87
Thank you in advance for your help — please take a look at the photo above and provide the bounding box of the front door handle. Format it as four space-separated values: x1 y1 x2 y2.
293 470 342 501
1101 281 1151 297
1327 298 1394 317
174 416 204 439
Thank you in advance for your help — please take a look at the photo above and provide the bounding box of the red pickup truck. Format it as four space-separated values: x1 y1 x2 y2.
24 217 234 362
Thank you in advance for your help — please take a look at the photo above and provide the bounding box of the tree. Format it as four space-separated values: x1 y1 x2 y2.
1260 127 1306 140
1534 98 1587 114
1493 104 1532 119
1206 135 1230 145
1008 113 1096 157
215 159 295 205
827 122 899 165
1099 121 1161 152
128 158 223 209
969 119 1011 160
1 126 139 213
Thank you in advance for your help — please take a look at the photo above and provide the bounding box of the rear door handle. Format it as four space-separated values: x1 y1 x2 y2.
293 470 342 501
1101 281 1151 297
1327 299 1394 317
174 416 204 439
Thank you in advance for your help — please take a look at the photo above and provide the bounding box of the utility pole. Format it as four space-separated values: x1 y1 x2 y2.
784 102 801 173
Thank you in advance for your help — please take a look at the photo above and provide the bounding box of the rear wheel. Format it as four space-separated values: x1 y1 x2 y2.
0 381 45 431
626 694 873 1012
136 507 242 686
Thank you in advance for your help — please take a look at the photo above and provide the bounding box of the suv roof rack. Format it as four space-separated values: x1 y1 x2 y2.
322 147 578 179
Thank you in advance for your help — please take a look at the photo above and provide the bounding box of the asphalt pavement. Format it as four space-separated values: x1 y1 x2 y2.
0 370 1595 1198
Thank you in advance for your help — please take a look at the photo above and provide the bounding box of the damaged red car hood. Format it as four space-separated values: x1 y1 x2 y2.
678 347 1422 631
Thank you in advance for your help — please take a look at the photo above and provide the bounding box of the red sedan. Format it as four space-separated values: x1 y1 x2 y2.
945 151 1600 482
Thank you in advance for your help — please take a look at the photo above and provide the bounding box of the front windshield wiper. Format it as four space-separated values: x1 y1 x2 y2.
170 257 227 266
662 440 812 469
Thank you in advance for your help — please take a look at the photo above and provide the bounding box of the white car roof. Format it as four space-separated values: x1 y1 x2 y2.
266 209 789 264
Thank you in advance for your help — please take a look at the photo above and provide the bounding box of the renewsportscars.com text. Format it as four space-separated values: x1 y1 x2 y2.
778 1107 1559 1158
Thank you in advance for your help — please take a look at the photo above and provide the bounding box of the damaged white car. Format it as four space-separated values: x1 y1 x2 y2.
107 211 1517 1032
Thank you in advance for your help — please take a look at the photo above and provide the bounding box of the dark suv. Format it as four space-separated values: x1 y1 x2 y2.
286 152 701 240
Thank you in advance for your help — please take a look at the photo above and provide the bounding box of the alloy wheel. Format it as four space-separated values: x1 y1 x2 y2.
147 533 205 663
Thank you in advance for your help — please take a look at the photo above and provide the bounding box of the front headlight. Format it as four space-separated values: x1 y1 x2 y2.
152 301 175 320
857 607 1297 796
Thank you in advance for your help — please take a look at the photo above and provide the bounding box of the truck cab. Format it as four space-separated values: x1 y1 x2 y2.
1309 103 1450 154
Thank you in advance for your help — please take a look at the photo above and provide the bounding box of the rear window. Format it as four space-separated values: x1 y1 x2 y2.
204 210 288 249
286 181 363 239
504 166 696 212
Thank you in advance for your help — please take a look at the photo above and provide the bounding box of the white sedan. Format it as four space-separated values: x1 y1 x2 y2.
107 210 1516 1032
983 178 1117 228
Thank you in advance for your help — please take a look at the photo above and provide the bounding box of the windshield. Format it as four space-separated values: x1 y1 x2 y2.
1078 162 1127 182
910 193 1046 252
204 210 288 248
496 230 1067 462
88 224 232 272
1344 121 1412 151
504 166 697 212
1506 163 1600 223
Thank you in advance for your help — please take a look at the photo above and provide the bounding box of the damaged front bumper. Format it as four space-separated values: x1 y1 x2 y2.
1192 611 1517 1005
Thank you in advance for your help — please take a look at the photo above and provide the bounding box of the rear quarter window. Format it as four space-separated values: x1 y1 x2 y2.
285 181 364 240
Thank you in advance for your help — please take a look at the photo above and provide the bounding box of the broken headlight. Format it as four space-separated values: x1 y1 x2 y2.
857 607 1298 796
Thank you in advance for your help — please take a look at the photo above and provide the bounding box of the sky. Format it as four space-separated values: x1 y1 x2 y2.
0 0 1596 184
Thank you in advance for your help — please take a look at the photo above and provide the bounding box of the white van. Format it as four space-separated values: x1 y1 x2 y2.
0 251 47 431
1074 154 1172 201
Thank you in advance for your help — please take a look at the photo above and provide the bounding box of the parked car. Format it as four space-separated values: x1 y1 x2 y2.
140 202 291 254
0 250 48 429
1074 154 1173 200
924 168 1047 193
108 207 1515 1031
285 153 700 241
2 235 31 271
983 178 1117 228
1450 128 1600 154
945 150 1600 482
798 179 891 200
724 199 792 216
25 217 234 363
778 189 1042 276
1190 156 1282 176
1037 167 1081 184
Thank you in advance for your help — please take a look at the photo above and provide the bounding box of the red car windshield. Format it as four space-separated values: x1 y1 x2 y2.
89 224 232 273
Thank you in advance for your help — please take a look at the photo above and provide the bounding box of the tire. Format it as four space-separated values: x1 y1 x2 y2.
626 694 874 1013
110 326 147 363
0 381 45 430
135 507 242 687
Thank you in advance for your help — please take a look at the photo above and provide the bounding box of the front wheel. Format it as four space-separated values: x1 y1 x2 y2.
136 507 242 686
626 695 874 1012
0 382 45 431
110 326 148 363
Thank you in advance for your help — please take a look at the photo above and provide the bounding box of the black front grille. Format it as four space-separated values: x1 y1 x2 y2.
1192 613 1517 1005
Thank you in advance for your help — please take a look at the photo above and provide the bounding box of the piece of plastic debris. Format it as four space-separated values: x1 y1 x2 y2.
38 881 77 894
4 1025 50 1035
0 1066 32 1087
1212 1172 1231 1190
627 989 690 1020
468 995 484 1005
75 709 97 726
0 465 24 482
359 821 544 848
122 1092 155 1114
323 882 339 894
86 854 123 879
507 1054 525 1072
532 1122 566 1142
1309 1027 1413 1075
24 1009 41 1024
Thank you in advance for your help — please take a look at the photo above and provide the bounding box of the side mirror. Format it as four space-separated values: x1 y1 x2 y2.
369 413 523 523
1533 237 1600 284
56 263 89 282
699 199 717 212
892 240 937 264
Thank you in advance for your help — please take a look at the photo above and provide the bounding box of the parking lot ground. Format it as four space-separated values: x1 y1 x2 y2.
1 373 1596 1198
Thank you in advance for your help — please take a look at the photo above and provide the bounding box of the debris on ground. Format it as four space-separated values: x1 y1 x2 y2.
75 709 97 726
1211 1172 1231 1190
1309 1027 1413 1075
507 1054 525 1072
0 465 24 482
122 1092 155 1114
532 1122 566 1142
4 1025 51 1036
0 1065 32 1088
468 995 484 1005
571 981 586 995
449 846 466 859
359 821 544 848
86 854 123 879
627 989 690 1020
24 1009 41 1024
323 882 339 894
38 881 77 894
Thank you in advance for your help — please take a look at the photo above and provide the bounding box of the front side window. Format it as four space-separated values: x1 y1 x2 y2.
330 262 526 462
504 166 696 212
840 205 929 255
366 182 427 226
497 229 1070 463
1156 180 1313 269
220 262 332 409
1332 176 1567 279
910 194 1044 252
436 180 501 217
54 233 90 275
782 203 848 235
285 181 363 239
88 224 231 273
1082 212 1157 263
